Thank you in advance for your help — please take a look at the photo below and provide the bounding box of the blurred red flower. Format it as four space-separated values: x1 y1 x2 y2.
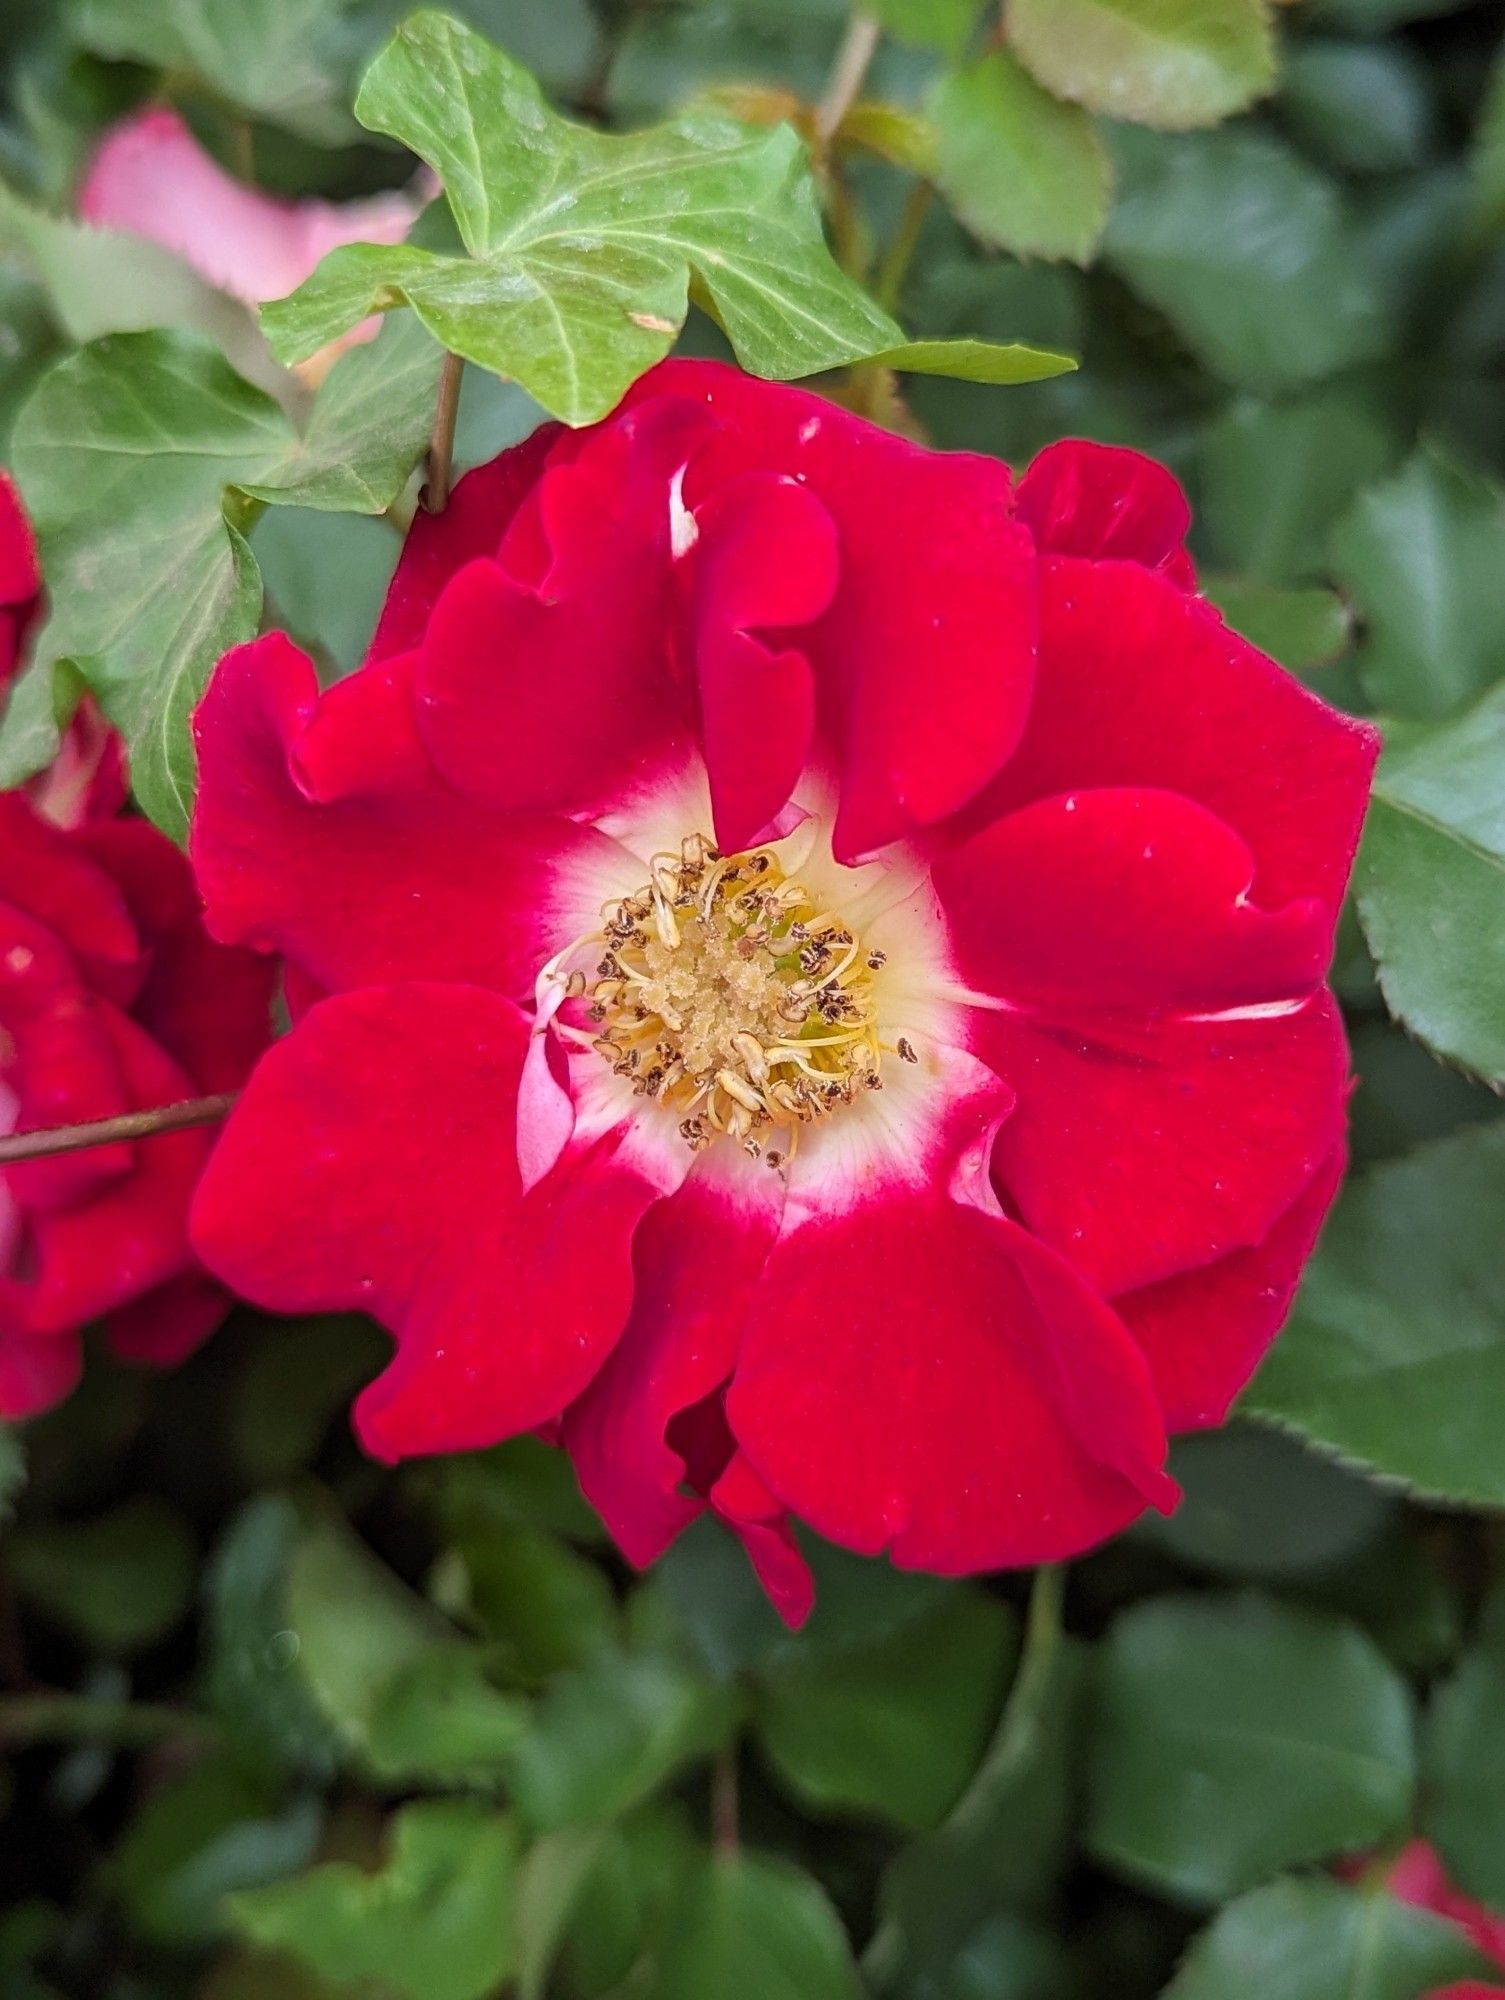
187 360 1376 1623
0 475 275 1417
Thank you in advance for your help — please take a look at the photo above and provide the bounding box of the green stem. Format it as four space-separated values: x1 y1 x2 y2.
876 179 934 315
423 352 465 514
0 1693 212 1750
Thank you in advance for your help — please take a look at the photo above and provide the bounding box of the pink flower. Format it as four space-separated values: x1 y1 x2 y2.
78 106 427 377
185 361 1376 1624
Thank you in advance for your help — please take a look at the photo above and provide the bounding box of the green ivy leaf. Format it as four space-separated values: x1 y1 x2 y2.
930 52 1111 265
2 316 440 835
1086 1594 1414 1903
1249 1124 1505 1502
650 1850 862 2000
263 11 899 424
1008 0 1276 131
0 179 285 397
229 1799 520 2000
755 1585 1017 1831
1425 1580 1505 1909
71 0 355 144
1104 127 1384 389
1333 447 1505 721
1353 686 1505 1084
1164 1877 1492 2000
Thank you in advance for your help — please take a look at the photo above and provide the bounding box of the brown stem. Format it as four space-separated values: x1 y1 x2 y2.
876 179 934 314
711 1743 740 1854
815 11 881 147
422 351 465 514
0 1094 238 1168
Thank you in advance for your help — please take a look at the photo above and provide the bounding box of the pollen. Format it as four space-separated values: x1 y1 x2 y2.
575 832 888 1162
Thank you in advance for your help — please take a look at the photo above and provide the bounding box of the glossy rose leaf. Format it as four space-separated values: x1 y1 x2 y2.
1248 1126 1505 1502
3 318 440 835
1086 1593 1415 1904
1008 0 1277 132
1354 686 1505 1085
1425 1581 1505 1911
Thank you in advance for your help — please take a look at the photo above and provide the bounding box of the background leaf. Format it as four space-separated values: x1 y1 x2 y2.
1007 0 1277 131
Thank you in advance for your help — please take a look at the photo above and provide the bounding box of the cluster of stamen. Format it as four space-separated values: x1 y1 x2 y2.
563 833 898 1164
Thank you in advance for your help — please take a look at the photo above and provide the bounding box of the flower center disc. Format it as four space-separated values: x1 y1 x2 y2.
583 833 886 1163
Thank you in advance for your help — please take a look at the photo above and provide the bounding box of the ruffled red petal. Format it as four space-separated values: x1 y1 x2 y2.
190 983 673 1459
1014 437 1194 584
968 557 1377 926
192 633 623 1004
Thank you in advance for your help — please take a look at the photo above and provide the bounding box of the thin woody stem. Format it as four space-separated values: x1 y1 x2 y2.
422 350 465 513
711 1743 740 1854
815 11 881 146
0 1093 238 1168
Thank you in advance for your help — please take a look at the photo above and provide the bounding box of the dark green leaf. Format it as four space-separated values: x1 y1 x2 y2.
0 1426 24 1528
445 1524 620 1681
650 1850 862 2000
867 1571 1082 1992
365 1649 529 1787
1354 686 1505 1084
10 1497 194 1652
1164 1877 1491 1999
2 316 439 833
264 12 901 424
1281 39 1434 176
1008 0 1276 131
1201 578 1353 677
112 1755 320 1946
1104 127 1384 388
513 1826 612 2000
71 0 355 144
229 1799 519 2000
1086 1593 1414 1903
930 52 1111 265
506 1650 737 1829
1425 1581 1505 1908
1333 447 1505 721
1199 389 1399 586
232 1316 388 1484
756 1586 1016 1830
1250 1125 1505 1501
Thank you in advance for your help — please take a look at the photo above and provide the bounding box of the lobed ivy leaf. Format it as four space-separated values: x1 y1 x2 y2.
1 316 440 838
1352 685 1505 1084
1164 1877 1492 2000
263 13 1071 423
930 51 1111 266
1249 1123 1505 1502
1008 0 1277 132
1085 1594 1414 1905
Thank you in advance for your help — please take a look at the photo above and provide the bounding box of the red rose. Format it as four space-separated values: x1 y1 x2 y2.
187 360 1375 1624
0 793 276 1416
0 471 41 684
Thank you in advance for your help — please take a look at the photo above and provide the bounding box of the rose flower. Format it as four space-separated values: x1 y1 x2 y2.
188 360 1376 1623
0 475 275 1417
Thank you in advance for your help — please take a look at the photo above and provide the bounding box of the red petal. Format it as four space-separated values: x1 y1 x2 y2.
1015 438 1194 583
621 360 1037 861
416 399 713 815
189 983 671 1458
934 787 1331 1016
26 1007 207 1332
564 1158 782 1567
0 1322 81 1421
105 1271 228 1368
711 1450 814 1629
367 426 560 662
0 470 40 611
78 818 274 1093
983 997 1348 1298
728 1191 1174 1574
1116 1147 1344 1430
191 633 622 1004
0 794 142 1003
970 557 1377 925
